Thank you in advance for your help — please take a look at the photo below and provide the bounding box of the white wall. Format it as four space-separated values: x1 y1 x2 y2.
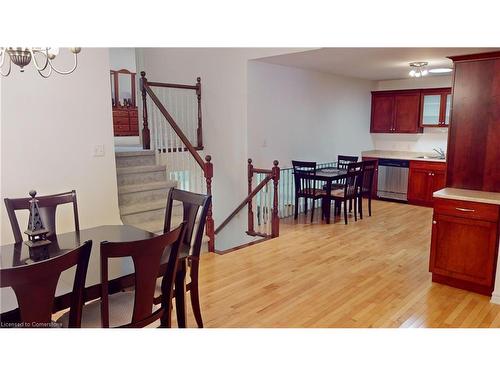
109 48 137 72
0 48 121 245
137 48 308 250
371 75 452 153
247 61 374 168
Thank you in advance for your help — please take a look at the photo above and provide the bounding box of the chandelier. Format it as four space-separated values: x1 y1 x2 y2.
408 62 428 78
0 47 81 78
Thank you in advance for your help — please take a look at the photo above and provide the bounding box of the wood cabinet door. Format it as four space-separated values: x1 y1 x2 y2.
371 94 394 133
429 213 499 288
394 92 421 133
430 170 446 198
408 168 430 205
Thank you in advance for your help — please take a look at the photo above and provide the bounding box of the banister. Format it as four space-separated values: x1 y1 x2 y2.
142 79 205 170
147 81 198 90
253 168 273 174
215 174 272 235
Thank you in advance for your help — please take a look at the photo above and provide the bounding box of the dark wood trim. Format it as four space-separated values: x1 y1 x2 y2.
448 51 500 62
196 77 203 148
253 168 273 174
140 72 150 149
147 81 198 90
247 159 255 234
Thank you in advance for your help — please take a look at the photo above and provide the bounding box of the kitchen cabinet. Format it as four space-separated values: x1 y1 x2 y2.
419 88 452 127
361 157 379 198
429 197 500 295
370 90 422 134
408 160 446 206
446 51 500 192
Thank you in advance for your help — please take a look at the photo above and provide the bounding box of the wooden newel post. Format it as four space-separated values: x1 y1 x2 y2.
204 154 215 252
196 77 203 148
247 158 254 233
271 160 280 238
140 71 150 150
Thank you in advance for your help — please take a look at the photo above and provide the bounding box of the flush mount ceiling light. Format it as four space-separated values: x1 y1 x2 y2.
408 62 428 78
0 47 81 78
429 68 453 74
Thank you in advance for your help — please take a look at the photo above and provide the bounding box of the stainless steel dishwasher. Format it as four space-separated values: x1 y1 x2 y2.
377 158 409 202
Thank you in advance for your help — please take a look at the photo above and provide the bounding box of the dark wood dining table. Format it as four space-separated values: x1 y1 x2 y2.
0 225 190 327
312 167 349 224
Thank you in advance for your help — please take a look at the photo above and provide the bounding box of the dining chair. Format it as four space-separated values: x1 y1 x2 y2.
292 161 325 223
4 190 79 243
359 160 377 218
337 155 359 169
155 188 211 328
0 241 92 328
57 224 186 328
330 161 363 218
328 169 364 225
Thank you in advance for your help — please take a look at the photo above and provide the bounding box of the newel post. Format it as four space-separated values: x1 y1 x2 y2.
196 77 203 148
140 71 150 150
204 155 215 252
247 158 254 234
271 160 280 238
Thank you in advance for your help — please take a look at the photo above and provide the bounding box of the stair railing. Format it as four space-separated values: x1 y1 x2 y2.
215 159 280 240
140 71 214 252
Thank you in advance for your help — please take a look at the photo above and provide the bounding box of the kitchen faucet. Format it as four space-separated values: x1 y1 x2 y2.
433 147 446 159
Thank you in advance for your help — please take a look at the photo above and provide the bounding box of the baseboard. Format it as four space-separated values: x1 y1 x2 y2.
490 292 500 305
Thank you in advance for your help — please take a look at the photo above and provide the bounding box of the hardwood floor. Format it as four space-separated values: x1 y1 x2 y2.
174 199 500 328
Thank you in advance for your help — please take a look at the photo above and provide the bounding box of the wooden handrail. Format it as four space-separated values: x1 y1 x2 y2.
253 168 273 174
142 79 205 170
215 174 272 235
147 81 198 90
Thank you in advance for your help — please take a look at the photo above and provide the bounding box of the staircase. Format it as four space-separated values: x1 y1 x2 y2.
115 149 181 233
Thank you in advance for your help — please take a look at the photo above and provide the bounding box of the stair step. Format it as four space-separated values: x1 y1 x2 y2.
116 165 165 175
115 150 156 168
116 165 167 187
118 180 177 194
120 200 167 216
115 150 156 157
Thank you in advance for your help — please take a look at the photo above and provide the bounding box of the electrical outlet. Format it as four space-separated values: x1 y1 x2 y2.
93 144 105 157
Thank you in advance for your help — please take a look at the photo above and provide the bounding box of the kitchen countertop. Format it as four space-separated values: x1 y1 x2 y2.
361 150 446 163
433 188 500 205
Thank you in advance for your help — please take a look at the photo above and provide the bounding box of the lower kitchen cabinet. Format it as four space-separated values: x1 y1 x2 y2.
429 198 500 295
408 160 446 206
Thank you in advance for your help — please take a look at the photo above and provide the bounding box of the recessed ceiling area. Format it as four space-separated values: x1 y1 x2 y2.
254 48 498 81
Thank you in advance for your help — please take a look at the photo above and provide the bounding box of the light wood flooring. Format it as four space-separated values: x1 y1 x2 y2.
179 199 500 328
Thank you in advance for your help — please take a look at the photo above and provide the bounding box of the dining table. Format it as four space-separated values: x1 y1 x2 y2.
311 167 349 224
0 224 190 327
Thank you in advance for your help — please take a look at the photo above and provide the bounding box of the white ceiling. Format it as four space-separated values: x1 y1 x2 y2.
254 48 498 81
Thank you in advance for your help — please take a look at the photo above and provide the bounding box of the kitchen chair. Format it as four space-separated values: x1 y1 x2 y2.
155 188 211 328
329 169 364 225
292 161 324 223
0 241 91 328
57 224 186 328
337 155 359 169
360 160 377 218
4 190 79 243
330 161 363 217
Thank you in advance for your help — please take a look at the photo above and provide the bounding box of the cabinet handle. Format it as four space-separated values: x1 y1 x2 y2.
455 207 475 213
432 220 437 224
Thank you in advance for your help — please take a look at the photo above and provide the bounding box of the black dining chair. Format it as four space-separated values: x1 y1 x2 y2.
0 241 92 328
337 155 359 169
359 160 377 218
153 188 211 328
328 169 364 225
292 161 325 223
4 190 79 243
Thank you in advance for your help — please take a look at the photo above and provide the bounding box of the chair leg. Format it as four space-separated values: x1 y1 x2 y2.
294 196 299 219
310 200 315 223
343 201 348 225
354 197 358 221
304 198 308 215
189 262 203 328
368 196 372 217
349 198 352 212
359 196 363 220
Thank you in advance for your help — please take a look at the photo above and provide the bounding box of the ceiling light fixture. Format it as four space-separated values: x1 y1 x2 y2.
429 68 453 74
408 62 428 78
0 47 81 78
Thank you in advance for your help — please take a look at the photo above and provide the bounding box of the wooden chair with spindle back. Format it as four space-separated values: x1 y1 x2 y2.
292 161 325 223
360 160 377 218
4 190 79 243
155 188 211 328
329 169 364 225
0 240 92 328
56 224 186 328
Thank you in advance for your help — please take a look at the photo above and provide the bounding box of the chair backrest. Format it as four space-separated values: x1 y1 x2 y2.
361 160 377 194
337 155 359 169
4 190 80 243
292 160 317 195
0 240 92 328
99 224 186 328
347 161 364 173
342 170 364 199
163 188 211 259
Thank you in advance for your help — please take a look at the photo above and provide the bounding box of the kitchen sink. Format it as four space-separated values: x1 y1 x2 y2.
417 155 445 160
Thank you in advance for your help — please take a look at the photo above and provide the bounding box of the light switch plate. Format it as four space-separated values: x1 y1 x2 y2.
93 144 105 157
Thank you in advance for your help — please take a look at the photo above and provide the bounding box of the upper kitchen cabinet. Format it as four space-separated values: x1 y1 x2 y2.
420 88 452 127
446 51 500 192
370 90 423 134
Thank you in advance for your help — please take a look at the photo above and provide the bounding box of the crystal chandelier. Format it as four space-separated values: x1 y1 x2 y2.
408 62 428 78
0 47 81 78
